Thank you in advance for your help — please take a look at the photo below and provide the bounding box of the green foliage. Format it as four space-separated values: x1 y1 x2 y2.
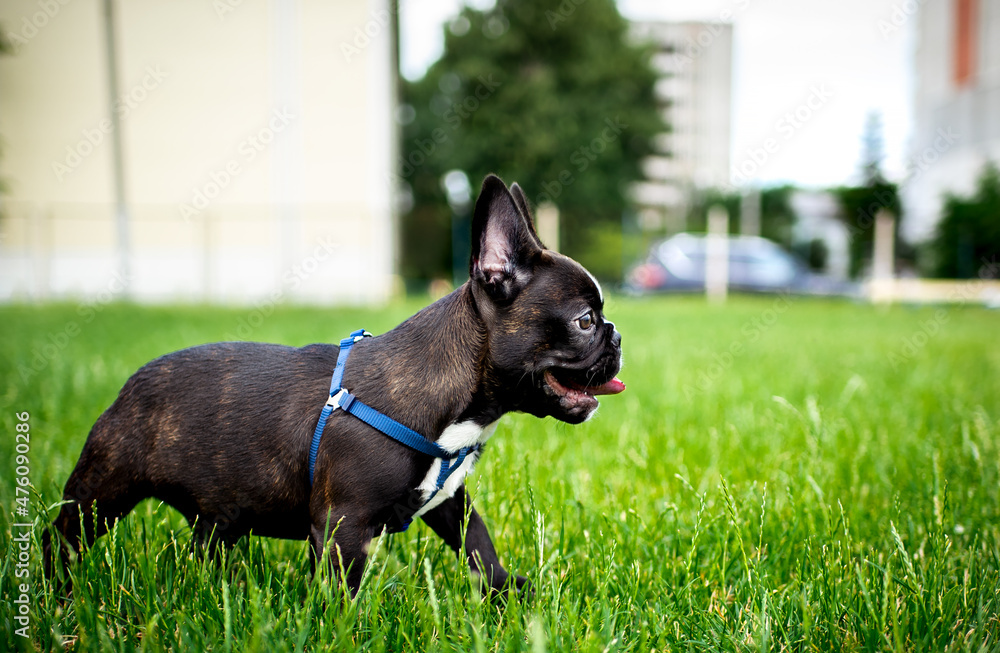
686 189 741 235
399 0 664 283
928 162 1000 279
758 186 798 246
686 186 797 249
1 299 999 651
801 238 829 271
832 181 901 278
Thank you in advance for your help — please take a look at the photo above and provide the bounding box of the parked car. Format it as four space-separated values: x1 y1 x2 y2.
626 233 856 296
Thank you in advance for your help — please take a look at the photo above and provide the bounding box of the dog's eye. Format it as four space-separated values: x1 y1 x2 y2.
577 312 594 330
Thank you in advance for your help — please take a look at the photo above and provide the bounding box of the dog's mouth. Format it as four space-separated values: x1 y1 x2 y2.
542 368 625 417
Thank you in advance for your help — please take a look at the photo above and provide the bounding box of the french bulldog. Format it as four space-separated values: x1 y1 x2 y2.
44 174 625 598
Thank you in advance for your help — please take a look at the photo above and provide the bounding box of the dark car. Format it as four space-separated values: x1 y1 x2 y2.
626 233 854 296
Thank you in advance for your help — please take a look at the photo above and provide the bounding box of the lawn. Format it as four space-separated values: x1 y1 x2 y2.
1 295 998 652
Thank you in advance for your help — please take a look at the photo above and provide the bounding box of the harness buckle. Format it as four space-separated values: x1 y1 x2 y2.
326 388 349 410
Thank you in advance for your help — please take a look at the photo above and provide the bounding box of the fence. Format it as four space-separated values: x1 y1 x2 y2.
0 201 394 304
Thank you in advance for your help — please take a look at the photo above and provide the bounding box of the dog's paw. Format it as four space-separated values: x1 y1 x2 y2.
484 574 533 605
513 575 533 598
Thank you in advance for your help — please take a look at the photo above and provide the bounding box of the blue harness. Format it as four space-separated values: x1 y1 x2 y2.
308 329 480 530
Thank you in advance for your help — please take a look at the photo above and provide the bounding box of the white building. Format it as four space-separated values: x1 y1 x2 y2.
902 0 1000 244
630 21 733 232
0 0 397 304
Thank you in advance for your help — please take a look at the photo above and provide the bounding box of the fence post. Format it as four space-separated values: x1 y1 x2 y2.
706 205 729 303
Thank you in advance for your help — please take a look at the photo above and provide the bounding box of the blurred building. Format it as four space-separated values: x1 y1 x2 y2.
901 0 1000 244
789 190 850 280
630 21 733 233
0 0 397 304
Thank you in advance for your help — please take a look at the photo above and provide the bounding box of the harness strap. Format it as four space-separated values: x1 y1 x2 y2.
308 330 479 530
339 397 451 459
422 445 473 507
308 329 370 484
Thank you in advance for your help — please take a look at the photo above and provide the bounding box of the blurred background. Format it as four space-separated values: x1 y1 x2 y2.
0 0 997 305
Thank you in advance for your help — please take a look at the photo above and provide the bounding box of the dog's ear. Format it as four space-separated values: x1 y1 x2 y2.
509 182 544 248
470 175 542 303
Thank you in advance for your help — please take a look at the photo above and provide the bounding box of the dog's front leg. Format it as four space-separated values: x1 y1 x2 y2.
309 510 371 596
420 485 529 598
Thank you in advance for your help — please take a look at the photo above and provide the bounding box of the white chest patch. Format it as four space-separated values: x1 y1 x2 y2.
411 420 498 519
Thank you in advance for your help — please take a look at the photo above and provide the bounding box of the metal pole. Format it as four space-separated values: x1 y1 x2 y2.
103 0 131 290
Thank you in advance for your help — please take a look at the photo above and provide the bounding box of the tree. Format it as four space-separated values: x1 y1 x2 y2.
928 162 1000 279
687 185 797 249
399 0 664 283
833 181 900 278
758 186 798 247
859 111 887 187
833 112 902 278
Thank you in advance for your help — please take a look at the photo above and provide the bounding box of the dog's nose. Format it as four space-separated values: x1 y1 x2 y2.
607 322 621 348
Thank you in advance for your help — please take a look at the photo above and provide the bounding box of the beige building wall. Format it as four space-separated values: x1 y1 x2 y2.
0 0 396 304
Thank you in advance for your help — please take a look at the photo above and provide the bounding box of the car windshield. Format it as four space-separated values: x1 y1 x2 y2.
655 235 797 285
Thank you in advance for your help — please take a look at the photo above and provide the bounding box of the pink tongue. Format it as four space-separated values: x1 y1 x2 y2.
588 377 626 396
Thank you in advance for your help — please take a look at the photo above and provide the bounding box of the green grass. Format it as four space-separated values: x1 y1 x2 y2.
1 295 998 652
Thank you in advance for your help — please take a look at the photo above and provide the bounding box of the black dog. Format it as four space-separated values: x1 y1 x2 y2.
44 175 624 597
